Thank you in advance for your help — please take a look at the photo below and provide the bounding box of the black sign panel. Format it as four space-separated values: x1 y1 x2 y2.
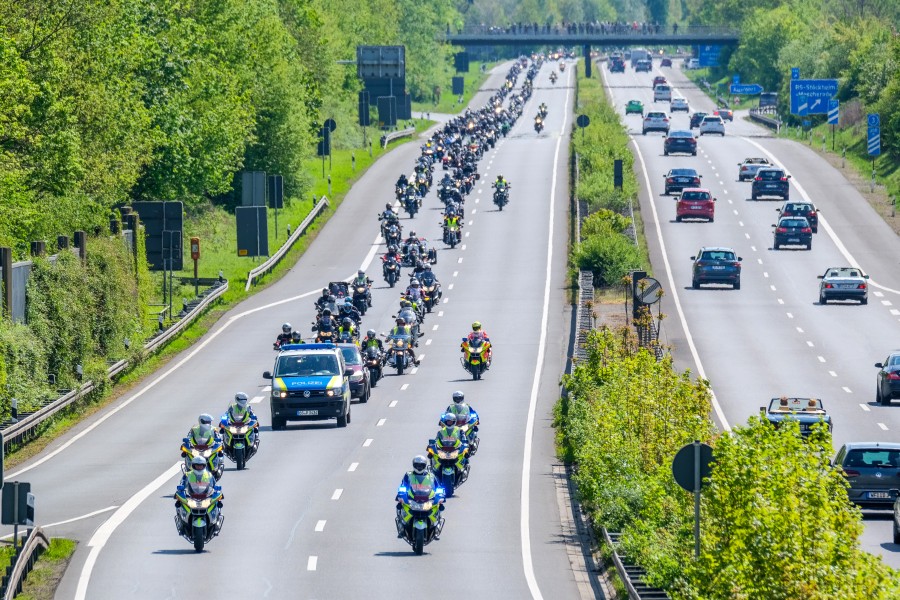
358 91 371 127
236 206 269 258
397 93 412 120
454 51 470 73
357 45 406 78
377 96 397 128
268 175 284 209
452 76 464 96
131 201 184 270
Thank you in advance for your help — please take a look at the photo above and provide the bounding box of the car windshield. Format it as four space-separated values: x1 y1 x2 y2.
844 449 900 469
656 85 670 91
681 191 710 201
275 354 340 377
703 117 722 124
785 204 811 212
826 268 861 278
339 347 362 365
647 112 666 119
700 250 735 261
759 170 784 180
769 397 822 411
670 131 693 138
670 169 698 176
889 354 900 366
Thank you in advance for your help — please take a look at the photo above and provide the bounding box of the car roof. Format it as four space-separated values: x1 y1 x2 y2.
702 115 722 121
280 344 341 357
841 442 900 451
672 98 687 103
778 215 809 222
646 112 667 117
823 267 864 277
669 168 698 175
757 167 784 172
679 188 711 194
668 130 693 136
699 246 735 252
743 157 770 163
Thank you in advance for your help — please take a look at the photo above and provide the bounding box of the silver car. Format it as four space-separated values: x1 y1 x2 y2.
818 267 868 305
671 98 689 112
699 115 725 136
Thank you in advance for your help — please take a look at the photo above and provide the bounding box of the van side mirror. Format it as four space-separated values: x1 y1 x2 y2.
263 371 273 379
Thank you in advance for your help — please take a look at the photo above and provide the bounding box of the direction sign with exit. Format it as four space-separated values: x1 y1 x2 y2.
790 79 838 115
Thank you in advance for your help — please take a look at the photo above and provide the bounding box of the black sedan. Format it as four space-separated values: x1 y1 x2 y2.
663 168 702 195
818 267 868 305
778 201 819 233
689 112 708 129
663 130 697 156
876 352 900 405
772 216 812 250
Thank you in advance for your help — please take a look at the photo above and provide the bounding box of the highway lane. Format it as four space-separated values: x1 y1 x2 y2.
601 59 900 565
3 61 583 599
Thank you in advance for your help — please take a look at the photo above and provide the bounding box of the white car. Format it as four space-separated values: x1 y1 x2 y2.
699 115 725 136
653 84 672 102
671 98 689 112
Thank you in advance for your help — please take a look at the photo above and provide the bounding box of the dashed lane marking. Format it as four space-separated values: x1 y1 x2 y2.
376 419 386 427
331 489 343 500
363 439 373 447
315 520 326 532
348 463 358 472
308 556 318 571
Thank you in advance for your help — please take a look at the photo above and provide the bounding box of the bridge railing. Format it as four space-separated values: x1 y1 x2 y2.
449 24 739 38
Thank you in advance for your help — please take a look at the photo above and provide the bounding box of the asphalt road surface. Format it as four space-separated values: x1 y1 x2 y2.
600 59 900 568
9 62 584 599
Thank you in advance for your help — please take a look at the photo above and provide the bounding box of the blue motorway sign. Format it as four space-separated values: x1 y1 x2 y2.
868 113 880 127
827 99 839 125
790 79 838 115
796 95 808 116
868 114 880 156
791 68 800 80
730 83 763 95
697 45 721 67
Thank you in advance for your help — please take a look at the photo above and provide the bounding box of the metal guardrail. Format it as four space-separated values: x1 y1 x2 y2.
456 24 739 37
380 128 416 149
603 529 670 600
749 107 782 132
2 527 50 600
575 271 594 362
0 279 228 452
245 198 330 292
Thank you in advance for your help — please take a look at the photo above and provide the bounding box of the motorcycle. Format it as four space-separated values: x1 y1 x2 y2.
398 306 422 339
421 282 440 312
352 284 370 315
174 482 224 552
384 224 402 248
403 192 419 217
451 409 480 456
386 333 413 375
395 479 445 555
337 328 359 345
383 257 400 287
180 437 225 480
219 412 259 470
550 72 558 84
534 117 543 133
460 334 491 380
559 62 566 72
493 184 510 211
364 346 383 387
311 321 336 343
427 437 470 498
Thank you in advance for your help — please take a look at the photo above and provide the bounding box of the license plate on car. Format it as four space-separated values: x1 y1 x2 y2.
297 410 318 416
691 205 702 210
711 266 726 270
677 178 689 182
766 184 777 188
788 238 799 243
868 491 891 499
839 284 857 289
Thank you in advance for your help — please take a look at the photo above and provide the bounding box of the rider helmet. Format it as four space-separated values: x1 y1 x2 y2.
441 412 457 427
198 413 213 437
342 317 353 328
358 269 365 278
385 203 392 210
322 309 332 317
282 322 291 334
471 321 482 331
412 455 428 475
366 329 376 339
321 288 328 296
452 391 465 404
344 297 353 306
234 392 249 410
291 331 303 343
409 230 417 238
191 456 207 471
424 264 432 272
327 295 336 303
410 279 420 287
396 317 406 326
388 245 398 254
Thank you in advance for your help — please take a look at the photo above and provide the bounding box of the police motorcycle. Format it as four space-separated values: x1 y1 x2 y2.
174 461 224 552
180 435 225 480
427 432 470 498
446 408 480 456
395 471 445 555
492 181 510 211
219 411 259 471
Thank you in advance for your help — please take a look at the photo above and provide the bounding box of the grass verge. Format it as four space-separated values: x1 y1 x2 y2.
0 538 76 600
411 61 495 115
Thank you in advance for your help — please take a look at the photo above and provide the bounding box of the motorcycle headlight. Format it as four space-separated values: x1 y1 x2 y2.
409 500 433 511
200 449 212 458
188 498 211 510
438 450 459 459
229 426 248 434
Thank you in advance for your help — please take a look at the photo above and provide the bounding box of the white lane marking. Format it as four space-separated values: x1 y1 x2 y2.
770 285 776 291
262 385 271 392
1 505 119 540
74 463 181 600
425 339 432 346
719 180 724 185
461 244 467 250
727 198 733 204
418 354 425 360
778 298 784 305
860 404 870 412
376 419 386 427
250 395 265 404
331 489 343 500
752 248 758 254
400 384 409 391
448 283 454 290
745 233 750 239
432 324 439 330
742 137 900 295
389 400 398 408
818 356 826 362
843 387 852 394
363 439 373 447
410 367 418 375
882 300 893 306
438 311 445 316
468 220 474 225
739 221 744 227
786 312 793 318
806 341 814 347
443 298 449 303
875 291 885 297
348 462 358 472
796 327 804 333
457 258 463 264
764 272 769 278
10 286 322 479
315 520 326 532
891 309 900 316
733 210 739 215
465 231 470 237
829 371 838 377
452 272 458 277
626 118 730 431
879 423 889 431
307 556 318 571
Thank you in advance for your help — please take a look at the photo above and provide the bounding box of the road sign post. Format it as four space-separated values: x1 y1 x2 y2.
868 114 881 193
673 441 714 558
828 100 839 151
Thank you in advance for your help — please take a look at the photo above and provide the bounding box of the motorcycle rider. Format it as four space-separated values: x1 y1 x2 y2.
403 230 422 258
405 278 423 304
225 392 258 426
420 265 442 299
290 330 304 344
338 317 358 342
432 412 469 472
493 174 510 189
315 308 337 338
187 413 220 447
396 174 408 190
177 455 221 511
274 322 293 349
461 321 492 365
352 269 373 307
389 317 420 365
339 297 362 325
363 329 384 352
380 203 399 225
315 288 331 310
409 260 427 281
446 391 472 425
396 455 444 538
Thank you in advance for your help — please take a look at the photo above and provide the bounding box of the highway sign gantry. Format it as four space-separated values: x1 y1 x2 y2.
790 79 838 115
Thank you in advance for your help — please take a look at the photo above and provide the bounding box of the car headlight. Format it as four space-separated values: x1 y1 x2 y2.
350 372 364 382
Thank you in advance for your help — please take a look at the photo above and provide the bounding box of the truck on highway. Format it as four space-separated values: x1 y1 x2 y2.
630 48 651 67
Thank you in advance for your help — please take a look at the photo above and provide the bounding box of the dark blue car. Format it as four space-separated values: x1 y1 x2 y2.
691 246 742 290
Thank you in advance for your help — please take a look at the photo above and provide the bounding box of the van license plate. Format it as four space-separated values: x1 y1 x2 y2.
297 410 318 416
868 491 891 499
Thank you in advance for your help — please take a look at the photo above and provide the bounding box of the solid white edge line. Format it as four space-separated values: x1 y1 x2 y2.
74 462 181 600
614 86 732 432
0 505 119 541
521 63 574 600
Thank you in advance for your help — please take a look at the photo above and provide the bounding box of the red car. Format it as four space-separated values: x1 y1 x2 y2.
653 76 668 88
676 188 716 222
714 109 734 122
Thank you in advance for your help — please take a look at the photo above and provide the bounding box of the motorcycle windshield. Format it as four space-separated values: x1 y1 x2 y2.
188 480 211 496
388 334 411 348
409 481 434 499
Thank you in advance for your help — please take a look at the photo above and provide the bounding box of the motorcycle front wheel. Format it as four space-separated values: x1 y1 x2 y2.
235 447 245 471
193 525 205 552
413 527 425 555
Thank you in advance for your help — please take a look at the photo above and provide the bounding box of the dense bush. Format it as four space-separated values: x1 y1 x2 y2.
572 228 643 286
0 320 52 416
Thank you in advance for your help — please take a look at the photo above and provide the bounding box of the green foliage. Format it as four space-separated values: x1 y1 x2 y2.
582 208 631 236
679 418 900 599
572 231 642 286
0 320 52 416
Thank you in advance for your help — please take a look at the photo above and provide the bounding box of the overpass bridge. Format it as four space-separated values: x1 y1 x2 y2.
443 25 740 76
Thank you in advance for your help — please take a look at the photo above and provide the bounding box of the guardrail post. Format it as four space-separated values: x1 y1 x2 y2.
0 247 11 320
29 241 45 257
841 147 845 168
73 230 87 260
56 235 69 251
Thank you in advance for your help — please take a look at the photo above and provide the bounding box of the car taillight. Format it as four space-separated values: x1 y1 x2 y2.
777 227 788 233
755 176 762 181
842 469 860 478
780 177 788 181
809 211 816 217
858 283 867 290
889 372 900 380
663 118 669 122
732 262 741 268
801 227 811 233
824 283 833 289
666 178 674 183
